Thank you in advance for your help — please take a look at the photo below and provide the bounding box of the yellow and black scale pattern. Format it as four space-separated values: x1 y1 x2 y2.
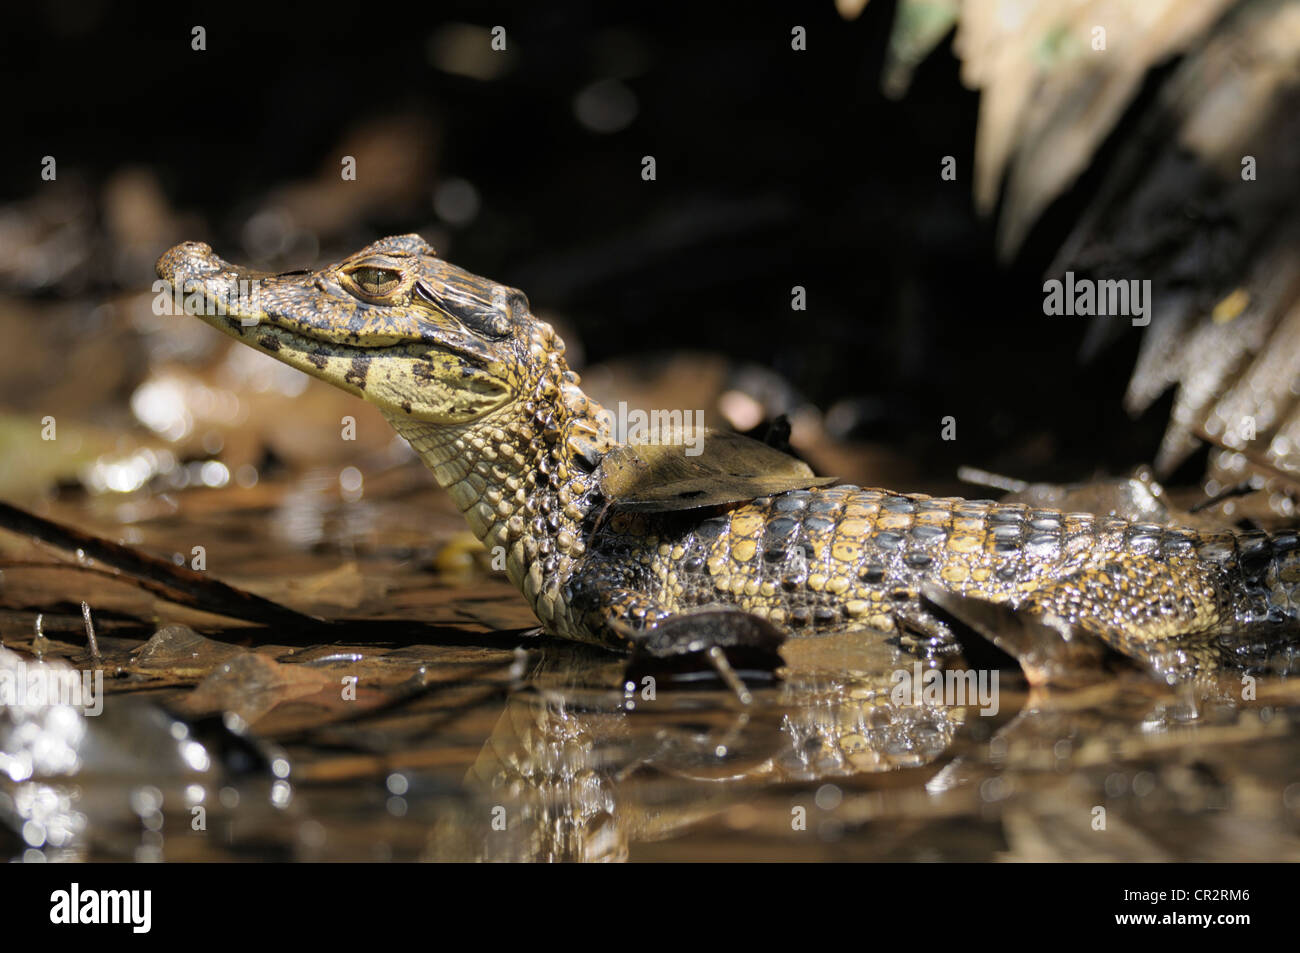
158 235 1300 674
576 487 1291 659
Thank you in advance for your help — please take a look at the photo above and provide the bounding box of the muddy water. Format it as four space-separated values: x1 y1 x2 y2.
3 463 1300 863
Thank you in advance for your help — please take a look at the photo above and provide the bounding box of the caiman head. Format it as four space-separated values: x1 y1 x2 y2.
157 236 613 637
156 234 571 427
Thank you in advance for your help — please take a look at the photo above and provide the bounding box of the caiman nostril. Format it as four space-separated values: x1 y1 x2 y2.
156 241 224 281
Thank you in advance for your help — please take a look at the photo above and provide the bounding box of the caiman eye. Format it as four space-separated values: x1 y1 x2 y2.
347 266 403 297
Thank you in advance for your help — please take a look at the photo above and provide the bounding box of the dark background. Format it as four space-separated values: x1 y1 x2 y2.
3 0 1174 482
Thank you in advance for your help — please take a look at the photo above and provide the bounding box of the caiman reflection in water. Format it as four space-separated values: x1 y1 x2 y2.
422 634 1299 861
431 635 976 861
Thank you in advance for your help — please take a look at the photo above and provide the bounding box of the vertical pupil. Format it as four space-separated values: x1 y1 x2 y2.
357 268 396 289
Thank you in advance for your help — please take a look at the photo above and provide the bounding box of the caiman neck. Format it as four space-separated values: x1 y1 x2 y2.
382 333 615 634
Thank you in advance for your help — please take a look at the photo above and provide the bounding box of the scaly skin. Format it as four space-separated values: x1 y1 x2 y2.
157 235 1300 677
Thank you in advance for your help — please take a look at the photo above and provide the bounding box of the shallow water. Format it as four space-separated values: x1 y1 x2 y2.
4 463 1300 862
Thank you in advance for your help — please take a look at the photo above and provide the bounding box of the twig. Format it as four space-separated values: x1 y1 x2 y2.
0 501 322 630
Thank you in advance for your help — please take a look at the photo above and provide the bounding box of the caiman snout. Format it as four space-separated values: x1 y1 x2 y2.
155 239 282 344
155 241 265 321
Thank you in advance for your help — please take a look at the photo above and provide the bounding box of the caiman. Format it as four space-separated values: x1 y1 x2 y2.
156 235 1300 684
